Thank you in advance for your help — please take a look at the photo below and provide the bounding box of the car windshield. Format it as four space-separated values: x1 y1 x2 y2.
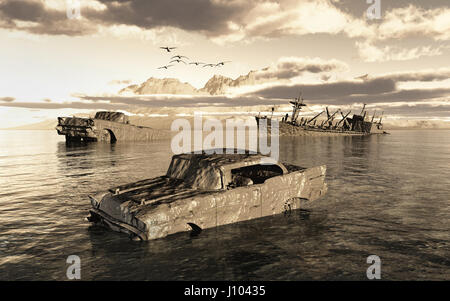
94 112 127 123
166 157 223 190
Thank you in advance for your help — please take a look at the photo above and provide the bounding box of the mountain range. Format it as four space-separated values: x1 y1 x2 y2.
119 71 259 95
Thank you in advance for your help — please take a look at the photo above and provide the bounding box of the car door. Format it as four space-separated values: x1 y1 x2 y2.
260 173 299 216
215 185 261 227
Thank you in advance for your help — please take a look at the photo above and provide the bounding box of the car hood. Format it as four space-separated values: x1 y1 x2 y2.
90 176 214 224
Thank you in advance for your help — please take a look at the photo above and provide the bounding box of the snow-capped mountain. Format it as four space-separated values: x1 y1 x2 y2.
119 70 259 96
119 77 201 95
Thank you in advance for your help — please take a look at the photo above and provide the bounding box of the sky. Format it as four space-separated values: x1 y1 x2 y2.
0 0 449 127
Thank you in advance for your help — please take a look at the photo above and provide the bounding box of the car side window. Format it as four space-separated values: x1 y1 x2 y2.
227 174 254 189
227 164 284 189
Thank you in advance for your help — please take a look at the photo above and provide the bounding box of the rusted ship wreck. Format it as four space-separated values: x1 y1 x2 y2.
56 111 168 143
256 94 387 135
88 150 327 241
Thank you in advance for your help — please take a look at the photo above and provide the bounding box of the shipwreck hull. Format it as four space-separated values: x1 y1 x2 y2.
256 117 386 136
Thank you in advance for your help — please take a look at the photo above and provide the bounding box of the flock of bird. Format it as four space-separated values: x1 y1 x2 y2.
158 46 231 70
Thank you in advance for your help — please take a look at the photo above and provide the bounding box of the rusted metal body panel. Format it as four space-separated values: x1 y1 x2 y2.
55 112 168 142
88 151 327 241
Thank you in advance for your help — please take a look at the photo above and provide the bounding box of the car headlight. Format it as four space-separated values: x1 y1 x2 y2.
89 195 100 208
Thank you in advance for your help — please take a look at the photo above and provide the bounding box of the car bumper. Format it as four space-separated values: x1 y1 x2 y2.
56 125 97 139
88 208 148 241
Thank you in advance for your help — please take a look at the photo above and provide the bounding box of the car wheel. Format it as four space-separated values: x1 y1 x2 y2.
100 129 111 142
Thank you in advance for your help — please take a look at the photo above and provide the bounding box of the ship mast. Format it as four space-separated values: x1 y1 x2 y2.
378 111 384 124
290 91 306 123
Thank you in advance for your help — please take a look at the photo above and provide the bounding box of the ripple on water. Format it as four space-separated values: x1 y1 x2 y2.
0 130 449 280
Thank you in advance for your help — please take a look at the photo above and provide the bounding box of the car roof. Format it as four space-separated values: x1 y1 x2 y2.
172 149 282 169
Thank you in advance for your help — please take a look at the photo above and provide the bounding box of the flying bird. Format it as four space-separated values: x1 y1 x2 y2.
354 73 369 81
169 59 187 64
160 46 177 52
157 65 174 69
215 61 231 66
189 62 205 66
171 55 189 60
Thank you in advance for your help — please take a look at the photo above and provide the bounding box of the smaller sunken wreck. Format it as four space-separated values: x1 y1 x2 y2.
56 111 168 143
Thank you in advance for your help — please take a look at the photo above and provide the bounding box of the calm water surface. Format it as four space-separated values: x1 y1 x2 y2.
0 130 449 280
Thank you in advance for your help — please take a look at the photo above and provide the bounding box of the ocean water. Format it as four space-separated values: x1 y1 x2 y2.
0 129 449 280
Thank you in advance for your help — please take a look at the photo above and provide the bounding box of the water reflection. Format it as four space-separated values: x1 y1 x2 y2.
82 208 331 280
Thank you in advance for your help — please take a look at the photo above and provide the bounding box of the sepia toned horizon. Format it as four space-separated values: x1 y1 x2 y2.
0 0 449 128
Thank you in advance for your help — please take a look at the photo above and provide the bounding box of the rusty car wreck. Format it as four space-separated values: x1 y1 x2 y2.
87 150 327 241
56 111 168 143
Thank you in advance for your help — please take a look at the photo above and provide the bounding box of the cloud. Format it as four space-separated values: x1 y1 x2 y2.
249 78 397 101
0 96 15 102
339 88 450 105
0 100 130 110
0 0 249 40
352 5 450 62
93 0 247 35
79 94 290 107
254 57 348 80
378 69 450 82
1 95 448 120
0 0 99 35
0 95 291 112
249 67 450 102
370 102 450 118
2 72 450 119
377 5 450 41
1 0 449 56
209 2 450 46
209 0 374 44
356 41 444 62
249 82 450 107
3 67 450 111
